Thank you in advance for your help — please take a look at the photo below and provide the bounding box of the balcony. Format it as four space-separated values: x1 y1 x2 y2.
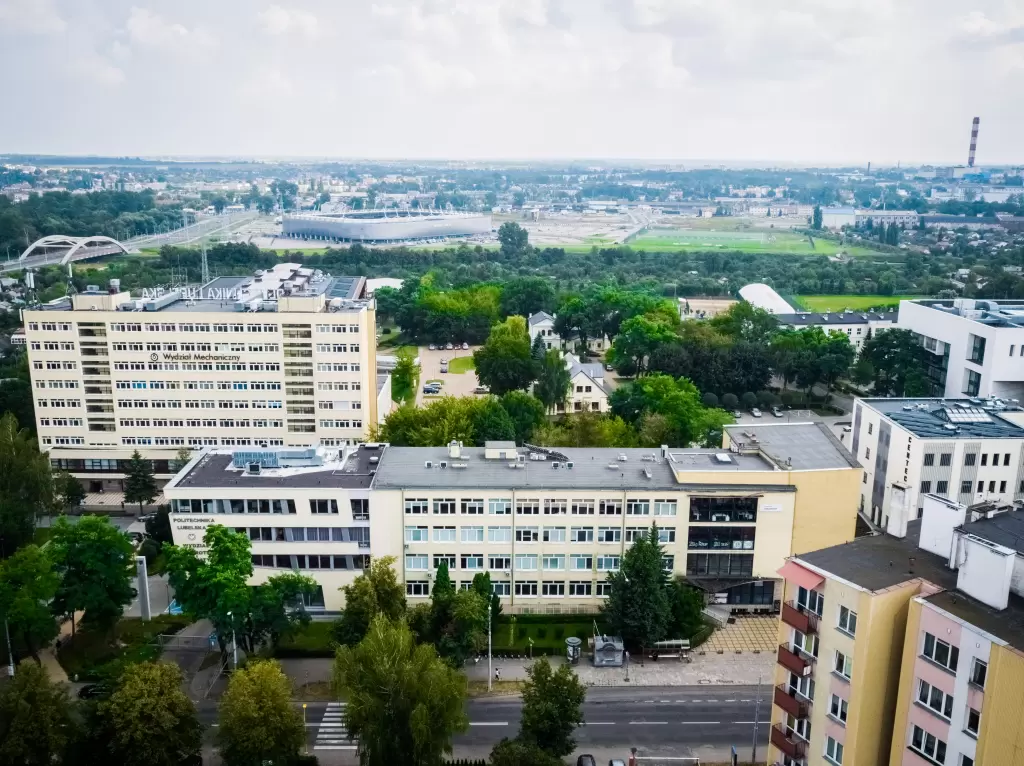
781 601 819 634
773 684 810 719
777 644 814 676
770 724 807 760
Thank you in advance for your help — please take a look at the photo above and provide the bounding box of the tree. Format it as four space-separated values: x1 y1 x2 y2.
603 524 670 651
55 472 85 512
610 374 729 447
666 576 705 639
426 562 487 667
334 555 407 646
123 450 157 514
470 398 517 444
218 660 304 766
489 737 563 766
701 392 719 408
0 545 59 662
608 316 679 376
721 393 739 409
812 205 823 230
0 661 76 766
49 516 135 632
533 411 638 448
497 221 529 256
530 332 546 360
144 505 173 545
709 302 779 345
170 446 193 472
473 316 538 396
392 348 420 404
96 662 202 766
498 391 546 444
518 659 586 758
471 571 501 633
499 276 555 318
0 412 55 558
859 328 930 396
533 349 570 413
333 615 469 766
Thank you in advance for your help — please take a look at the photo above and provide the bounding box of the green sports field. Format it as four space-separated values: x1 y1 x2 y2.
793 295 920 312
629 226 884 256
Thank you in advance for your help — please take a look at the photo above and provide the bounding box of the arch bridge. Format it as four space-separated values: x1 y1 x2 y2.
18 235 132 266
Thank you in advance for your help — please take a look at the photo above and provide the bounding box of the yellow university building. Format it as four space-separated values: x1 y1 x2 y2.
164 422 862 613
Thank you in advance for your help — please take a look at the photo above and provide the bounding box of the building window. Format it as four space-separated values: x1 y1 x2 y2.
1001 480 1007 493
936 481 948 495
489 555 511 570
514 581 538 597
966 707 980 737
837 606 857 636
516 527 539 543
829 694 848 724
433 554 455 570
542 554 565 570
924 453 935 466
433 527 456 543
969 333 986 365
488 526 512 543
405 526 428 543
514 554 537 571
834 650 853 680
797 586 824 616
541 581 564 597
461 526 484 543
405 555 428 571
962 480 973 494
940 453 952 467
489 498 512 515
970 658 987 688
965 453 976 466
596 555 620 571
922 632 959 672
311 499 339 514
910 725 947 764
962 756 975 766
920 481 932 494
965 369 982 397
824 735 844 764
461 554 484 570
918 679 954 719
433 498 456 515
405 498 429 515
571 527 594 543
462 498 485 515
981 453 988 466
406 581 429 596
865 447 871 459
868 423 873 435
491 581 510 596
542 527 566 543
1005 453 1012 466
569 581 592 597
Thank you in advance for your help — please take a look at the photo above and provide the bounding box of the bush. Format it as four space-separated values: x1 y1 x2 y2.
536 628 547 639
272 621 336 658
741 391 757 409
381 328 392 335
701 392 719 407
721 393 739 409
756 390 776 407
294 756 320 766
554 627 564 640
139 537 160 565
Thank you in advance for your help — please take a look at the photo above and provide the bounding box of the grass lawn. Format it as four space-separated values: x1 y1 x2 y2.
498 619 598 655
629 228 885 256
794 294 920 312
57 615 189 682
273 621 336 658
448 356 475 374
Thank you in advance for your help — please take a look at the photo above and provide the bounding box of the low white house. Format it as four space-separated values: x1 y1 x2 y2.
556 353 609 414
528 311 609 353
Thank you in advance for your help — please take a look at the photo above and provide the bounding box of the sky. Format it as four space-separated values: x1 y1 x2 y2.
1 0 1022 165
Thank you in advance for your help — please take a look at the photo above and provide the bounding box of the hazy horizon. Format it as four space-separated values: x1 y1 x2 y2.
2 0 1022 165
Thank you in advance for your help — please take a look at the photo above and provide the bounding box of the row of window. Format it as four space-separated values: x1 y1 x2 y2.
404 525 678 544
119 436 286 447
27 322 73 332
117 419 286 429
33 361 77 370
314 344 361 353
405 553 625 572
172 498 369 519
109 322 280 334
115 399 284 409
238 526 369 543
40 436 85 446
319 420 364 429
29 341 75 351
110 342 282 353
37 399 81 408
115 380 287 391
403 497 680 516
35 380 79 389
39 418 83 428
405 580 612 598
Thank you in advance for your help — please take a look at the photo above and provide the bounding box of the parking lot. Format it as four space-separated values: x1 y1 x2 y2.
416 345 482 405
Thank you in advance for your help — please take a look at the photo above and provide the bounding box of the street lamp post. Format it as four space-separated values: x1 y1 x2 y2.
226 611 238 669
4 617 14 677
303 703 308 754
487 600 492 692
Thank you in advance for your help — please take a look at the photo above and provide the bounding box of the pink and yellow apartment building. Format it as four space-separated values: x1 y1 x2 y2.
770 492 1024 766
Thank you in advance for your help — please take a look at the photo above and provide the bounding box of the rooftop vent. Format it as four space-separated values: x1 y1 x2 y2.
617 453 628 462
424 460 433 469
246 462 261 475
439 460 448 469
551 462 561 469
643 467 652 479
508 462 524 469
451 462 468 469
715 453 732 463
607 463 620 469
566 461 574 469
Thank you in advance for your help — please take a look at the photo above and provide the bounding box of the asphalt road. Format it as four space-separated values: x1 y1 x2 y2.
197 685 769 763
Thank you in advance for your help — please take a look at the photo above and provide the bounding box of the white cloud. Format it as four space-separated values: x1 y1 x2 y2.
257 5 322 39
69 53 125 86
0 0 66 35
125 7 214 52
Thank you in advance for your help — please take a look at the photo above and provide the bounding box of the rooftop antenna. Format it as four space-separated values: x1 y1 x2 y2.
968 116 980 168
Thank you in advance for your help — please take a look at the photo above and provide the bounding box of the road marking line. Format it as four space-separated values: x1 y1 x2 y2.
733 721 762 724
584 721 616 725
724 699 736 702
469 722 508 726
315 746 357 751
679 721 719 724
629 721 667 725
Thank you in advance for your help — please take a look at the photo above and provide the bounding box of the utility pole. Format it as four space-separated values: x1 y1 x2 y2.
751 673 762 764
487 600 492 692
4 617 14 677
227 611 238 669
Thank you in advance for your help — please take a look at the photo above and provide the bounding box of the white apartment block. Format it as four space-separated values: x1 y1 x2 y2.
851 397 1024 529
165 423 862 613
24 264 377 498
775 310 896 352
898 298 1024 400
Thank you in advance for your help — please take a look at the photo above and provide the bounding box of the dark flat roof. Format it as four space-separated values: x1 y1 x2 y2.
174 446 379 490
776 311 897 326
797 520 959 593
960 509 1024 555
861 398 1024 439
925 589 1024 650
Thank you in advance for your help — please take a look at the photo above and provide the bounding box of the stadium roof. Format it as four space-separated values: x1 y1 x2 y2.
738 283 793 315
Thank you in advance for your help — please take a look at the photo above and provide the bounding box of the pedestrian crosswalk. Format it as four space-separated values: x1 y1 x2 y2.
315 702 356 751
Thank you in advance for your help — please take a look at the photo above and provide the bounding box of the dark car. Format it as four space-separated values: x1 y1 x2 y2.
77 684 111 699
576 756 597 766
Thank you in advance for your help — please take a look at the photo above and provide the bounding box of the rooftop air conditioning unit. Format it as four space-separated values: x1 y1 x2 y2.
246 462 261 475
424 461 433 469
551 462 561 469
566 461 574 469
439 461 448 469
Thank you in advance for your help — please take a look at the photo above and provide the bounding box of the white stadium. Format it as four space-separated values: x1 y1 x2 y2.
282 210 492 244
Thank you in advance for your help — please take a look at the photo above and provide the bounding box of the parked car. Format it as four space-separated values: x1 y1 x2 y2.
576 757 596 766
473 386 489 394
77 684 111 700
428 344 437 350
422 384 441 394
445 343 454 350
732 410 742 418
461 342 469 350
772 407 784 418
605 363 614 371
609 760 626 766
750 408 762 418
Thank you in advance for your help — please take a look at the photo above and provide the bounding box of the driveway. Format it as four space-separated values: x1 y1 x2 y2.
416 345 482 405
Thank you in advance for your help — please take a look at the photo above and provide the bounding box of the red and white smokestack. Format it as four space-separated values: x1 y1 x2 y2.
968 116 980 168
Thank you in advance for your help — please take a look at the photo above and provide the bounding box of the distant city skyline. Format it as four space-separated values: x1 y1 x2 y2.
1 0 1022 164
